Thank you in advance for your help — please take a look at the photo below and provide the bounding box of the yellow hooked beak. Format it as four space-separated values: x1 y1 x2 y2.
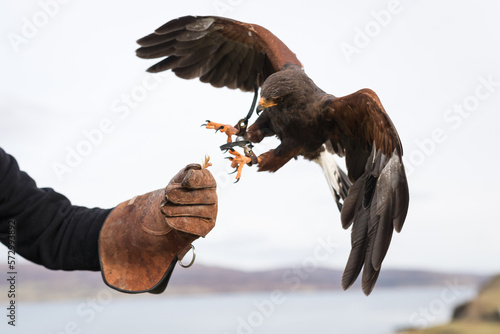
258 97 278 108
257 97 278 113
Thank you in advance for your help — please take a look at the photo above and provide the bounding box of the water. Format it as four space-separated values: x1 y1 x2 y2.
3 286 476 334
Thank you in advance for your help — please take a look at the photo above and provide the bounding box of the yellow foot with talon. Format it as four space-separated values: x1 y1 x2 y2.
202 155 212 169
204 120 238 143
227 148 253 182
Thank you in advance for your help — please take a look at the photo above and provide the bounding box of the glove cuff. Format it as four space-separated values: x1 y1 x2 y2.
98 189 198 294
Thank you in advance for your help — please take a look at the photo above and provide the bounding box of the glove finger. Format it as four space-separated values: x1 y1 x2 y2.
181 168 216 189
161 203 217 220
169 164 202 185
164 216 215 237
166 186 217 205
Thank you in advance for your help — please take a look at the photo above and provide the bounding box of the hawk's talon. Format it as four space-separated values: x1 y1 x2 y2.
200 120 212 127
204 120 238 143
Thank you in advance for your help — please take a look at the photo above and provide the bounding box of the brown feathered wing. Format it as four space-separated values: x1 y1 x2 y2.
326 89 409 295
136 15 302 91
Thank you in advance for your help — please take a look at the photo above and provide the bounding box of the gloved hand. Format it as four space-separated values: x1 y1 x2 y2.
99 163 217 294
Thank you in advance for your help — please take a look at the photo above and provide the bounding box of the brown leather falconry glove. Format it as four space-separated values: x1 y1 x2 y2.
98 163 217 294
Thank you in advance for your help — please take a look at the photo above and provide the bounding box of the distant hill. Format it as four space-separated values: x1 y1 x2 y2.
0 263 488 302
453 274 500 322
398 274 500 334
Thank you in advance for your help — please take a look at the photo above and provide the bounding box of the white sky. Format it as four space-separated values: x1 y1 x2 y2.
1 0 499 276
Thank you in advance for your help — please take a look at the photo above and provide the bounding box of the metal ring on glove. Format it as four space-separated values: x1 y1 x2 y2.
178 244 196 268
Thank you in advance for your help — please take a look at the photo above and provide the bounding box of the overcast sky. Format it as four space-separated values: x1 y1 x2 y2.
1 0 499 277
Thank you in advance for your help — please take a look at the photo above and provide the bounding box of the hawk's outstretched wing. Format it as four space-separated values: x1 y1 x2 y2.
136 15 302 91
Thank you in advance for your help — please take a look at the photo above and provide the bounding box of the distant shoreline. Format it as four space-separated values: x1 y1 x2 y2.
0 264 488 302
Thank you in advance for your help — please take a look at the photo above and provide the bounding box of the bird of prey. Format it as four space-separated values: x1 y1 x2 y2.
136 15 409 295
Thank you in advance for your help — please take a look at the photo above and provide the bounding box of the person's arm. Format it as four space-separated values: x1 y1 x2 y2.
0 147 111 271
0 147 218 294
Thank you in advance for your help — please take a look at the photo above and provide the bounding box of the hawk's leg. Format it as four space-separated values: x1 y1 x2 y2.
257 139 301 173
246 109 275 143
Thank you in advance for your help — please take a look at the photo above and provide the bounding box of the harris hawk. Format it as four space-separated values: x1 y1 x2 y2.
136 15 409 295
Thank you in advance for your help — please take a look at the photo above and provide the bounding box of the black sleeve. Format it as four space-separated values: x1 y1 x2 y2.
0 147 112 271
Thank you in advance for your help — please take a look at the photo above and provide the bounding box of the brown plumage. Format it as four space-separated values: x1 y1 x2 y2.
136 15 409 295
